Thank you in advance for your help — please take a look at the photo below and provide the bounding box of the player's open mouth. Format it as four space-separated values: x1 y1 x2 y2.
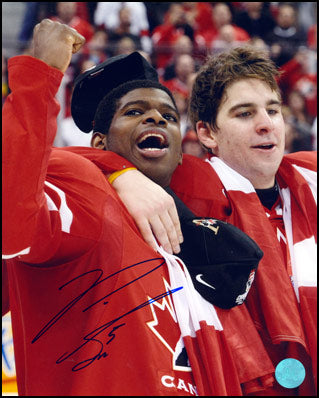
137 133 168 150
136 130 169 157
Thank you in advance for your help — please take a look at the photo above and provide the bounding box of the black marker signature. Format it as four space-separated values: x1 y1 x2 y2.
56 287 182 371
31 258 183 371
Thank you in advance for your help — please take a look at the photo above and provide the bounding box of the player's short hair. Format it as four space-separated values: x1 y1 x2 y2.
189 46 282 131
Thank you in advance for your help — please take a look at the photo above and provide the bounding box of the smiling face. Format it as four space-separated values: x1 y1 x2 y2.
197 78 285 188
93 87 182 187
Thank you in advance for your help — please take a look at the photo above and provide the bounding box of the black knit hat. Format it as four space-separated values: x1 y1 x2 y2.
167 188 263 309
71 52 159 133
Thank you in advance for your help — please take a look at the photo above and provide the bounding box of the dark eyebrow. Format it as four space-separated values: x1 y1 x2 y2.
228 99 282 114
120 100 149 110
120 100 179 116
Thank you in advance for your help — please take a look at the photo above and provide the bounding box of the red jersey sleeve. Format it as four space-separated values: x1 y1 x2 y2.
2 56 63 259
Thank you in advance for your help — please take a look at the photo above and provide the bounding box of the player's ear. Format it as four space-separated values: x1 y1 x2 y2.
196 121 218 152
91 132 107 150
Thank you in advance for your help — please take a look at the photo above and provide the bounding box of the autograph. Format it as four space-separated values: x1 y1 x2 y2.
31 258 183 371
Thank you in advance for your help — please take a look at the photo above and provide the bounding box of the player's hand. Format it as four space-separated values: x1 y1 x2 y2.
31 19 85 73
112 169 183 254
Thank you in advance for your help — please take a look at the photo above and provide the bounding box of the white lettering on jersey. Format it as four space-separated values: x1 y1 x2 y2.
177 378 189 392
161 375 175 388
161 375 197 395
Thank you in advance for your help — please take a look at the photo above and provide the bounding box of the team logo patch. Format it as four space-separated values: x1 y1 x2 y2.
192 219 220 235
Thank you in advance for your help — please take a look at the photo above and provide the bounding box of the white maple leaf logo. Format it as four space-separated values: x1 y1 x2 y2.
146 278 191 371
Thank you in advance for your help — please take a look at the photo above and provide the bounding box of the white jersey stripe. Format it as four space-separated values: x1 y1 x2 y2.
2 246 31 259
45 181 73 233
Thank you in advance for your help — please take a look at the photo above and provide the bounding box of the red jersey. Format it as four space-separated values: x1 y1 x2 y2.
170 153 317 395
95 148 317 396
2 56 242 396
2 56 197 396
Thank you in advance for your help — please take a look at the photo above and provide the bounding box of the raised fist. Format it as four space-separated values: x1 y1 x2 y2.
32 19 85 73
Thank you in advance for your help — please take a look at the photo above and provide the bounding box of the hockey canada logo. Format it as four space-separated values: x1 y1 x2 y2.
146 278 191 372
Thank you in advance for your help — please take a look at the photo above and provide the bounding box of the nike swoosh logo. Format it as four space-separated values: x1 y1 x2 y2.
195 274 216 290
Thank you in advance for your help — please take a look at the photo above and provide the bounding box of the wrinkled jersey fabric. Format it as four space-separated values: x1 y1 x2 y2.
171 152 317 396
2 55 241 396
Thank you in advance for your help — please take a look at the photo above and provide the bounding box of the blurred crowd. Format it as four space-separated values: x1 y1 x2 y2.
2 2 317 155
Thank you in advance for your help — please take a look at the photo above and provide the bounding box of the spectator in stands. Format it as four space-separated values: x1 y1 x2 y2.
163 34 194 81
114 36 137 56
49 3 95 146
51 2 94 43
265 3 307 67
73 2 95 24
49 2 95 135
94 2 152 54
278 47 317 119
143 3 171 34
281 106 297 154
233 2 276 39
307 22 317 51
248 36 270 52
82 29 110 65
107 6 142 56
171 90 189 138
286 89 314 151
211 24 242 54
179 2 215 39
152 3 195 70
162 53 196 137
296 2 317 34
163 54 195 99
17 3 56 50
199 3 250 50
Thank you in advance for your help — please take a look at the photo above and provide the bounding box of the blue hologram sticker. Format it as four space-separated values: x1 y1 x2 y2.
275 358 306 389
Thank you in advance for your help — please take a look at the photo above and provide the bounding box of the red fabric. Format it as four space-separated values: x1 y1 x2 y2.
170 154 317 396
2 56 241 396
163 77 189 98
3 56 198 396
62 146 135 175
183 324 241 396
152 24 185 69
182 2 214 35
279 58 317 118
75 2 90 22
307 24 317 50
77 148 317 395
298 286 317 382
